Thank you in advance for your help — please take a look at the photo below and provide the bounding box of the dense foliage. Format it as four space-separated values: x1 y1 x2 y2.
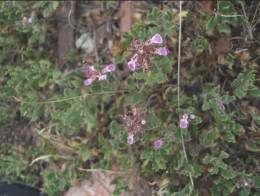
0 1 259 195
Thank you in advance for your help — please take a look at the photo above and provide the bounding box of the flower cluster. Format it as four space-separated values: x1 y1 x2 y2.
179 113 195 129
153 139 164 149
83 64 116 86
121 106 146 145
127 33 169 72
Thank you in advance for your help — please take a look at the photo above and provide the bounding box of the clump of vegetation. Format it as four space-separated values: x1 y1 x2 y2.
0 1 259 195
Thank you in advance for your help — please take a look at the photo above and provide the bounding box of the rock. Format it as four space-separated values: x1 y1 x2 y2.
76 33 95 54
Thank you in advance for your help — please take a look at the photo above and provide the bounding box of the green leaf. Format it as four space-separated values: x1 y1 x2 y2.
124 93 145 105
221 168 237 179
251 113 260 124
109 120 122 137
200 129 220 147
43 2 59 18
187 162 203 178
151 56 174 74
248 87 260 97
146 112 162 129
206 16 217 35
234 87 247 98
154 158 166 170
232 123 245 135
202 102 211 111
85 110 96 132
245 138 260 153
250 175 260 188
146 71 168 85
133 72 146 80
219 151 229 159
239 189 250 196
131 24 147 40
232 71 256 98
147 8 161 23
218 22 231 34
79 145 91 161
224 131 236 143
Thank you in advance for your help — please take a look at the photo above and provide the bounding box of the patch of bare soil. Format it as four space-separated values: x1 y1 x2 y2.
64 170 152 196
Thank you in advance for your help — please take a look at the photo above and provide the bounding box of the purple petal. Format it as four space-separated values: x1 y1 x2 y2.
84 78 94 86
153 139 164 149
127 133 134 145
102 64 116 73
127 59 137 72
179 118 189 129
150 33 163 44
155 47 168 56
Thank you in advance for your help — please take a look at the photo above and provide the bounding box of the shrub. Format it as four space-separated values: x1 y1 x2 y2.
0 1 259 195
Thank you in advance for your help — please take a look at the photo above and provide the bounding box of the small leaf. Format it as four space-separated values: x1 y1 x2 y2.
79 145 91 161
133 72 146 80
250 175 260 188
202 102 211 111
245 138 260 153
221 168 237 179
224 131 236 143
248 87 260 97
218 22 231 34
147 71 168 85
124 93 145 105
206 16 218 35
201 129 220 147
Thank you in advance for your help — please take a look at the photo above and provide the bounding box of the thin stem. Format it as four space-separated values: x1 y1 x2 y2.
177 1 194 193
30 154 73 166
240 1 254 40
218 14 242 17
16 89 128 104
250 2 260 28
78 168 131 174
67 0 81 33
177 1 182 113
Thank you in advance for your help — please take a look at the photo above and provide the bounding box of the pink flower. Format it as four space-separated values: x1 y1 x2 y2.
127 133 134 145
84 78 94 86
153 139 164 149
102 64 116 73
179 114 189 129
97 74 107 81
150 33 163 44
155 47 168 56
127 59 137 71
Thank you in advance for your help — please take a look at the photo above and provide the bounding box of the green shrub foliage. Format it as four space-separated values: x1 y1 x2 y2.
0 1 259 195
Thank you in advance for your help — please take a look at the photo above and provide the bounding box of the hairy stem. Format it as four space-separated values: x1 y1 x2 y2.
177 0 194 193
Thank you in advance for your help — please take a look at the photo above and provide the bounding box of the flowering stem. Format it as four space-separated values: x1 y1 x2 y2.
177 2 182 113
177 1 194 193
